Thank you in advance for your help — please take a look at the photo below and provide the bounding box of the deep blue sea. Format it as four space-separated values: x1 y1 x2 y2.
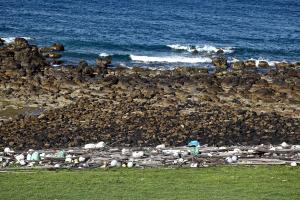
0 0 299 68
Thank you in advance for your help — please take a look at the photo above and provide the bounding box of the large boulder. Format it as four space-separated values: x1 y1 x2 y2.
275 62 293 70
51 43 64 51
212 56 227 68
0 38 4 46
14 37 29 49
0 38 47 74
96 56 112 68
258 61 269 68
244 60 256 68
231 61 245 70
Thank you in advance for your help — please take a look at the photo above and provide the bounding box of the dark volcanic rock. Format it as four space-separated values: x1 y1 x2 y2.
0 38 47 74
0 38 4 46
212 56 227 68
258 61 269 68
0 42 299 151
244 60 256 68
96 56 112 68
231 61 245 70
14 37 29 49
51 43 64 51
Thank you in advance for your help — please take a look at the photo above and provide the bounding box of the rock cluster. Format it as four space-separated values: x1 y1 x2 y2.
0 39 299 150
0 38 47 76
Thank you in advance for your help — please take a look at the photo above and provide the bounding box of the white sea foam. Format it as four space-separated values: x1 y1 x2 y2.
130 55 211 63
229 58 278 67
99 53 111 57
2 37 31 43
167 44 234 53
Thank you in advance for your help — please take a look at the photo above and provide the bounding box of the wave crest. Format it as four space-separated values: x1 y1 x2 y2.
1 37 31 43
167 44 234 53
130 55 211 63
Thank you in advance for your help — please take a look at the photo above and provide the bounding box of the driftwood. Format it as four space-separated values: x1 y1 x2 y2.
0 144 299 170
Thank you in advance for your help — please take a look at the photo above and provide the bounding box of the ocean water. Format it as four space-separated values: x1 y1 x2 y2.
0 0 299 68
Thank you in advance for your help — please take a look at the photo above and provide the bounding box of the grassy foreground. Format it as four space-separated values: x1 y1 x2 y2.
0 166 299 200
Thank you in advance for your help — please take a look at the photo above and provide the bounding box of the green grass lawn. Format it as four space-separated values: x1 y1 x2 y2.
0 166 299 200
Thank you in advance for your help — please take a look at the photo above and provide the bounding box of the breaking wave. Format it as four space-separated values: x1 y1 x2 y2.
130 55 211 63
167 44 234 53
1 37 31 43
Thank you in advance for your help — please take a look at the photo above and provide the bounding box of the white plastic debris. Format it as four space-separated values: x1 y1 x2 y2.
127 161 134 168
95 141 105 149
233 148 242 154
276 146 283 150
116 162 121 167
26 154 32 161
225 157 233 164
79 156 86 162
19 160 26 166
291 162 297 167
31 152 41 161
100 161 107 168
0 157 3 162
121 148 130 155
281 142 289 148
65 154 73 163
54 164 61 168
248 149 255 153
190 163 198 168
231 155 238 163
28 162 35 167
84 143 96 149
173 152 179 157
15 154 25 162
291 145 300 150
269 146 276 151
4 147 14 154
132 151 144 158
110 160 118 167
162 149 180 156
156 144 166 149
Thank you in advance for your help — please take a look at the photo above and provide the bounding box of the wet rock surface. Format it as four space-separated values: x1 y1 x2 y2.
0 39 299 150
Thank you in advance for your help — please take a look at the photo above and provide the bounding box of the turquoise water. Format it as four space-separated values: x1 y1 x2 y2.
0 0 299 67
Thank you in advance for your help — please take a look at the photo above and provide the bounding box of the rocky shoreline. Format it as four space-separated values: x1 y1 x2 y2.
0 38 299 151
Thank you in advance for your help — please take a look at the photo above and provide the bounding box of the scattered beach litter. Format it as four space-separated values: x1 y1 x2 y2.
1 141 299 170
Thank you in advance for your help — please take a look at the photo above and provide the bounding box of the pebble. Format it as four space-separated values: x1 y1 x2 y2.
290 162 297 167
